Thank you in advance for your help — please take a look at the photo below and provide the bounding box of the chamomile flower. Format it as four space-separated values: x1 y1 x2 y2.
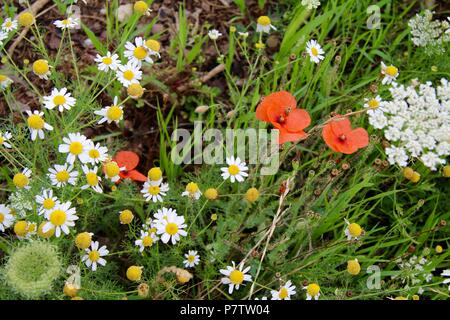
116 61 142 87
2 18 18 32
219 261 252 294
13 168 32 189
26 110 53 141
208 29 222 40
363 95 384 116
134 1 152 16
135 230 158 252
256 16 276 34
85 142 108 164
271 280 296 300
53 16 79 29
43 87 76 112
221 156 248 183
153 207 176 223
304 283 320 300
42 201 78 238
141 180 169 202
82 241 108 271
0 131 12 148
144 39 161 57
181 182 202 200
94 51 120 72
80 165 103 193
381 61 399 85
32 59 51 80
0 74 13 89
103 160 124 182
48 164 78 187
124 37 154 66
441 269 450 290
0 204 14 232
94 96 124 124
58 133 91 164
344 219 363 240
183 250 200 268
35 189 59 216
306 40 325 64
154 209 187 245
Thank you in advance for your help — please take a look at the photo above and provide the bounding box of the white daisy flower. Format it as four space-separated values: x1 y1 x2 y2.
82 241 109 271
48 163 78 187
0 74 13 89
26 110 53 141
0 204 15 232
116 61 142 87
219 261 252 294
53 16 79 29
124 37 154 66
134 230 159 252
153 207 176 223
95 51 121 72
183 250 200 268
42 201 78 237
154 209 187 245
271 280 296 300
94 96 124 124
363 95 384 116
181 182 202 200
43 87 76 112
80 165 103 193
32 59 51 80
381 61 399 85
141 180 169 202
35 189 59 217
208 29 222 40
103 160 125 182
306 39 325 64
442 269 450 290
0 131 12 148
2 18 18 32
304 283 320 300
13 167 32 189
344 219 363 241
220 156 249 183
85 142 108 165
143 39 161 58
58 132 91 164
256 16 276 34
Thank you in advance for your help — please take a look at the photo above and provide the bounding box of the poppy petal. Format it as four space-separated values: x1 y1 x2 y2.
278 128 307 144
114 151 139 170
257 91 297 124
322 122 340 152
329 117 352 137
120 170 148 182
284 108 311 132
348 128 369 149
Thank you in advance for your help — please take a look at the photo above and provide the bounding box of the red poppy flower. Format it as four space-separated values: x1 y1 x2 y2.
256 91 311 144
322 117 369 154
112 151 147 182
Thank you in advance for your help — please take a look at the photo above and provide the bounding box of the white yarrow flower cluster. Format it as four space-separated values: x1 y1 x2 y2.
367 79 449 170
408 10 449 55
301 0 321 10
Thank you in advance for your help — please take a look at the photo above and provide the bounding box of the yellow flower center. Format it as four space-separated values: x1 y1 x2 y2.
50 209 67 226
14 221 28 236
38 222 54 238
204 188 218 200
347 260 361 275
257 16 271 26
311 47 319 56
89 250 100 262
165 222 179 236
13 173 29 188
120 210 134 224
307 283 320 297
133 46 147 59
228 164 240 175
53 95 66 105
134 1 149 14
106 105 123 121
0 75 7 82
89 149 100 159
5 21 12 27
0 136 4 145
348 223 362 237
186 182 199 194
42 198 55 210
62 19 70 25
368 99 379 109
102 57 112 65
148 185 160 196
0 213 4 223
32 59 49 75
127 266 142 281
27 114 44 129
148 167 162 181
123 70 135 81
56 170 70 182
127 83 144 98
145 39 160 52
142 236 153 247
105 161 120 177
187 255 195 263
69 141 83 155
18 12 35 27
279 287 289 299
385 65 398 77
245 188 260 203
86 172 98 186
75 232 92 249
229 270 244 285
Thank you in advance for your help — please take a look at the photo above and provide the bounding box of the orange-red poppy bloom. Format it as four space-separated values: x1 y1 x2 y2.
112 151 147 182
256 91 311 144
322 117 369 154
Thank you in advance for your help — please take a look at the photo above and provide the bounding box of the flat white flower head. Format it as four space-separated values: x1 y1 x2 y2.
35 189 59 216
256 16 276 34
124 37 154 66
219 261 252 294
26 110 53 141
181 182 202 200
271 280 296 300
103 160 124 182
0 74 13 89
85 142 108 164
221 156 249 183
2 18 18 32
183 250 200 268
13 168 32 189
53 16 79 29
48 163 78 187
82 241 109 271
381 61 399 85
43 87 76 112
58 133 91 164
208 29 222 40
135 230 159 252
141 180 169 202
80 165 103 193
0 131 12 148
94 96 124 124
154 208 187 245
0 204 15 232
306 39 325 64
42 201 78 237
304 283 320 300
116 61 142 87
95 51 121 72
